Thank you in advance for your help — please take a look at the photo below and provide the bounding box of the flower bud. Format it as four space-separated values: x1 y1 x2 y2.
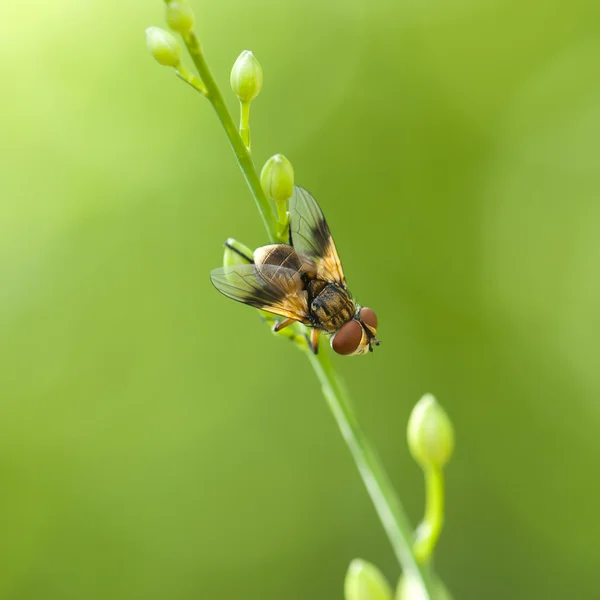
396 574 452 600
223 238 253 267
145 27 181 67
407 394 455 470
260 154 294 205
345 559 392 600
166 1 195 34
395 575 427 600
230 50 263 103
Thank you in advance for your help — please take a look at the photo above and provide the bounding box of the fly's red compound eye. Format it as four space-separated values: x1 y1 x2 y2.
332 320 363 355
360 307 378 331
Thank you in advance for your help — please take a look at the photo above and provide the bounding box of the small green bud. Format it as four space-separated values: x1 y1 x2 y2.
230 50 263 102
223 238 254 267
145 27 181 67
396 575 427 600
260 154 294 205
345 559 392 600
407 394 455 470
166 1 195 34
223 238 253 267
223 239 253 286
396 574 452 600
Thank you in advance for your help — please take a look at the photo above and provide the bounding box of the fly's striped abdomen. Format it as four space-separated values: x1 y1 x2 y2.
254 244 302 273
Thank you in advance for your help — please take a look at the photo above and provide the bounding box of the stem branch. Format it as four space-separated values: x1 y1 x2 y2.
239 101 251 150
414 467 445 565
175 63 207 95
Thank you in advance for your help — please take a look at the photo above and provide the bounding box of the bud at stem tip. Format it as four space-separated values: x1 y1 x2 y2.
230 50 263 103
345 559 392 600
223 238 253 268
260 154 294 207
146 27 181 67
407 394 455 470
166 1 195 34
396 573 453 600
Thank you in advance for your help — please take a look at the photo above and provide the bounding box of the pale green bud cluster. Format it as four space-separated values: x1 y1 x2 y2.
165 1 195 34
345 559 392 600
407 394 454 470
145 27 181 67
230 51 263 103
260 154 294 205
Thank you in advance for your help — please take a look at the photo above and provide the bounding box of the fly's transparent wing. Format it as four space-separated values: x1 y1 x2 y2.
210 263 310 323
289 186 346 287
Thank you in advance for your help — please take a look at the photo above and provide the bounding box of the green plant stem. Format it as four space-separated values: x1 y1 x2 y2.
181 31 277 242
414 467 445 565
239 100 251 150
274 211 290 244
308 349 437 599
175 63 207 95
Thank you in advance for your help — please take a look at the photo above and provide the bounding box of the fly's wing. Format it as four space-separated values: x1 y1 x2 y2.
288 186 346 288
210 263 310 323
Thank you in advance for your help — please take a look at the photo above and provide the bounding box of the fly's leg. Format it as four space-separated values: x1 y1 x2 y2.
272 318 295 333
273 319 317 354
260 314 312 352
310 329 320 355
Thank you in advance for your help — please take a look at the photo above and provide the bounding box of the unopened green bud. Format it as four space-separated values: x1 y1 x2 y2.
260 154 294 205
407 394 455 470
145 27 181 67
223 238 253 267
396 575 427 600
230 50 263 102
345 559 392 600
166 1 195 34
396 574 452 600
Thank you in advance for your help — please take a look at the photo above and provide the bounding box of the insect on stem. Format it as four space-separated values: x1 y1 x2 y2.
211 187 380 357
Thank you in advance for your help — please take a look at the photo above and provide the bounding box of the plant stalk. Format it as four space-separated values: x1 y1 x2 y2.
308 349 436 598
239 100 251 150
414 467 445 565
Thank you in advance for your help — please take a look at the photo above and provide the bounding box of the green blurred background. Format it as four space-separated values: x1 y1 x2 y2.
2 0 600 598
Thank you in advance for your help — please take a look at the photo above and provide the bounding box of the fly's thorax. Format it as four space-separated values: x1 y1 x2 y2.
309 283 356 332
